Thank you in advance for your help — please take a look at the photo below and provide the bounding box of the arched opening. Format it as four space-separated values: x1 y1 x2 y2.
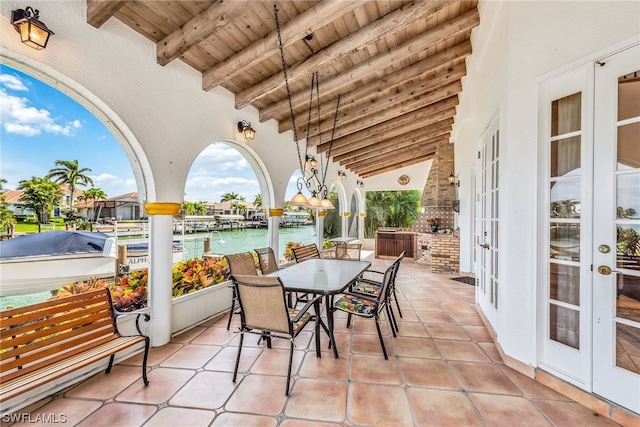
182 140 279 257
0 60 152 308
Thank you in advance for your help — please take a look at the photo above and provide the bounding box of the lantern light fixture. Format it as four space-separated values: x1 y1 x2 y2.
237 121 256 140
449 172 460 187
338 170 347 180
357 180 364 188
11 6 54 50
306 155 318 168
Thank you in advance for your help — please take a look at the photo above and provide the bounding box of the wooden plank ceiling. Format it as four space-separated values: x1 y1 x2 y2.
87 0 479 178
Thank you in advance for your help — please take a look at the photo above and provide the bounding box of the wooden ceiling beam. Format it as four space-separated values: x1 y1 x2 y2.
202 0 363 90
266 42 468 128
283 61 467 139
235 1 473 109
303 75 462 144
336 123 453 164
352 144 440 175
346 147 439 175
156 1 247 66
342 134 447 169
317 97 458 153
359 155 435 178
87 0 126 28
313 82 460 150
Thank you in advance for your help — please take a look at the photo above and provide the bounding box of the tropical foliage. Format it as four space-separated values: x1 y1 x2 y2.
0 178 16 233
49 256 230 311
323 187 341 238
78 187 107 221
46 159 93 213
182 201 207 215
364 190 421 238
17 176 63 225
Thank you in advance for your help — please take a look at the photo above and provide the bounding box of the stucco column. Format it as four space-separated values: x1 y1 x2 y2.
316 210 326 250
358 212 366 241
267 208 283 260
342 212 350 238
145 202 181 347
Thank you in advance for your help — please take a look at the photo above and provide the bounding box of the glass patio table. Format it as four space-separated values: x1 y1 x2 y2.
268 258 371 358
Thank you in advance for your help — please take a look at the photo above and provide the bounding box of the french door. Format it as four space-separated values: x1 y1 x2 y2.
476 118 500 329
592 45 640 412
540 44 639 413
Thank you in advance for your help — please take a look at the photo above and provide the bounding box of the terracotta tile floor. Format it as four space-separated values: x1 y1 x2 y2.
12 258 624 426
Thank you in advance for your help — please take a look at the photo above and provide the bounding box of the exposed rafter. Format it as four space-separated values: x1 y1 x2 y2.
86 0 479 178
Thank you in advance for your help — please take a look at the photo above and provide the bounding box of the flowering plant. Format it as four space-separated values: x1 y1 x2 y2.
49 256 230 311
427 217 440 227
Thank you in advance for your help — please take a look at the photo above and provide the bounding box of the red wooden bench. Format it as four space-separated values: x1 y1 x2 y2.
0 288 150 403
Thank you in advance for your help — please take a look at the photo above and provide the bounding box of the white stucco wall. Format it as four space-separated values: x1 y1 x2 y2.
453 0 640 368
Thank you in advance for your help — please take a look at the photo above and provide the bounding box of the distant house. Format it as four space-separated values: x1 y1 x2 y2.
202 200 259 219
91 192 142 221
1 190 32 217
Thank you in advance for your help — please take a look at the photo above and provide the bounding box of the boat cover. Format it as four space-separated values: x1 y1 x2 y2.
0 231 109 259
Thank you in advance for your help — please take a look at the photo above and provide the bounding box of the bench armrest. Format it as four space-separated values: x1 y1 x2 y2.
112 308 151 336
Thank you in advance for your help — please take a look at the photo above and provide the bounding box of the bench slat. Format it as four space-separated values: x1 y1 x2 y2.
1 322 116 373
1 296 111 334
1 290 109 323
0 335 145 402
1 308 113 352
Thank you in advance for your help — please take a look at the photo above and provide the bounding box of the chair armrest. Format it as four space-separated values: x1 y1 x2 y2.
112 309 151 336
292 295 323 322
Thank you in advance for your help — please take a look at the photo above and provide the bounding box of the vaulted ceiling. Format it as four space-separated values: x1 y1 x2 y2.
87 0 479 178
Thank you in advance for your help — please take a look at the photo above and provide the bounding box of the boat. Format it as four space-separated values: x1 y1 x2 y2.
0 230 184 297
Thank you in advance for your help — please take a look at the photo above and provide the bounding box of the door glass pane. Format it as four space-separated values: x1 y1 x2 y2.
550 181 581 218
551 92 582 136
617 122 640 170
617 224 640 270
617 176 640 219
550 222 580 261
616 323 640 374
550 263 580 305
551 136 581 177
618 71 640 121
550 303 580 349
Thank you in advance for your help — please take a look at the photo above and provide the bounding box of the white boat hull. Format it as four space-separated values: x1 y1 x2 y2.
0 250 183 297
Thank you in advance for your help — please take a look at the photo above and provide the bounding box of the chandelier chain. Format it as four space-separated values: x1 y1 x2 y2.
274 4 304 175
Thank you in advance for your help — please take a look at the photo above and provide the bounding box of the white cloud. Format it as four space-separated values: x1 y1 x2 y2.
0 76 83 137
0 74 28 91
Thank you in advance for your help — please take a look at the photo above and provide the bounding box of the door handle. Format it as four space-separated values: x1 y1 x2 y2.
597 265 623 275
478 243 489 249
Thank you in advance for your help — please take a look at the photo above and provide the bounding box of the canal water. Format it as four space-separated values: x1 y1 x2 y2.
0 226 316 309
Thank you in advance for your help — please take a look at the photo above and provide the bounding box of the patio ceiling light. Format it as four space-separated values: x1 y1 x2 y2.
237 121 255 140
11 6 54 50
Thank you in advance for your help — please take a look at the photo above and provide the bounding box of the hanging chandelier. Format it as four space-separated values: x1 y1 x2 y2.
274 5 339 210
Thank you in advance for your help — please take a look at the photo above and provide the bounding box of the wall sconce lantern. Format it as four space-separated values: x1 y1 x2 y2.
11 7 54 50
356 180 364 188
306 155 317 168
338 170 347 180
237 121 256 140
449 172 460 187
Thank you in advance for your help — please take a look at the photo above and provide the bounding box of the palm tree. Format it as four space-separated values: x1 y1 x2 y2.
253 194 263 210
221 192 244 202
46 159 93 214
183 201 207 215
18 177 63 229
78 187 107 221
0 178 16 235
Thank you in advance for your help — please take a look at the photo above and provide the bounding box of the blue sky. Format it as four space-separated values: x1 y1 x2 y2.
0 65 302 204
